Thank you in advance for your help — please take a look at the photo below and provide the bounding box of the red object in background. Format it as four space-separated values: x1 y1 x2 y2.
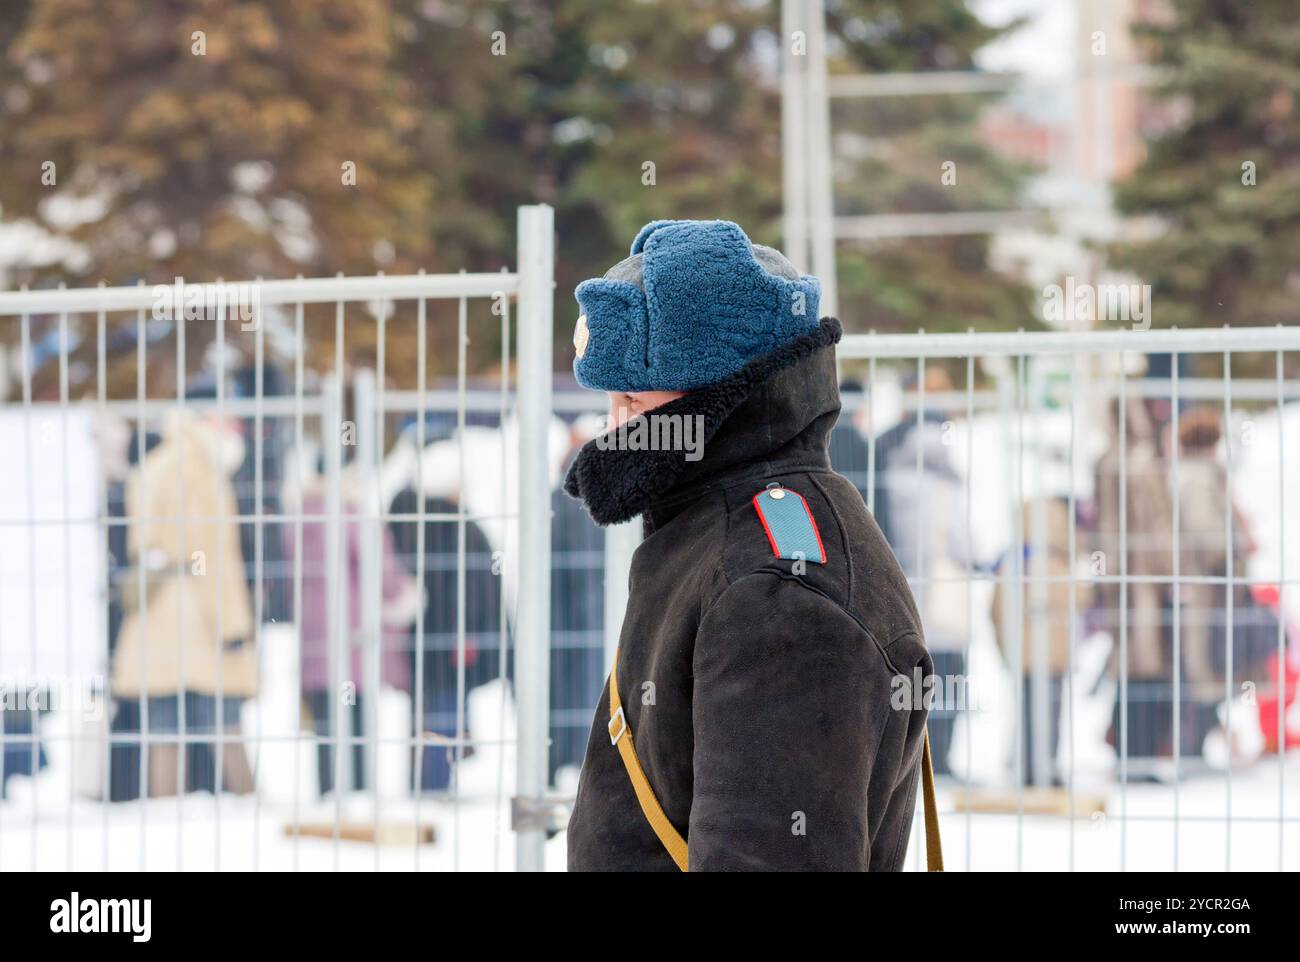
1252 582 1282 611
1256 655 1299 752
1250 583 1300 752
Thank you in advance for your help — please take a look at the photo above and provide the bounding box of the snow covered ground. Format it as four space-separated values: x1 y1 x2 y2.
2 616 1296 872
0 792 544 872
2 761 1296 872
4 535 1298 873
925 758 1300 872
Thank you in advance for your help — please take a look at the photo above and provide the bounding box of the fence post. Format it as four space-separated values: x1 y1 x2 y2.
603 520 641 675
514 203 554 871
804 0 839 319
352 368 382 796
322 373 354 798
780 0 809 272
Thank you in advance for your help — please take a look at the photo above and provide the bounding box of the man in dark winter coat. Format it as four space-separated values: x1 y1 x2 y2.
563 220 936 871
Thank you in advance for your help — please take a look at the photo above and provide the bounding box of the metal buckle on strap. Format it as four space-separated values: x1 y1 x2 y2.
608 706 628 745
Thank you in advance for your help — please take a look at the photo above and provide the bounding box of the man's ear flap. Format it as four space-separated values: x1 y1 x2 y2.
573 278 652 392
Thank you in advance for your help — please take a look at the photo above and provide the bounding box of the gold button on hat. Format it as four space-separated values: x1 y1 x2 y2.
574 314 590 358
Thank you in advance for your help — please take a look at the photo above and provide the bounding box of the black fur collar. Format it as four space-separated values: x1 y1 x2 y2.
563 318 842 526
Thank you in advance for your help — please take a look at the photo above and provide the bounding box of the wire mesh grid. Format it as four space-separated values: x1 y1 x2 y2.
0 206 557 871
827 326 1300 871
2 251 1298 870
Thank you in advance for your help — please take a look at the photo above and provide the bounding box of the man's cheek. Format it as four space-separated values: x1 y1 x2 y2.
607 400 633 429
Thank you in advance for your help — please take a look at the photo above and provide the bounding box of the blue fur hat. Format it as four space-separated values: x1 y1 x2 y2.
572 220 822 392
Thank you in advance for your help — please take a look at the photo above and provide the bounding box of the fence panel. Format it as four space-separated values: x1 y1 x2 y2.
4 237 1298 871
0 204 554 872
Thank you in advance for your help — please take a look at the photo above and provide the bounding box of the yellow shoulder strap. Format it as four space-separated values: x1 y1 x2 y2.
920 726 944 871
607 648 690 871
607 647 944 872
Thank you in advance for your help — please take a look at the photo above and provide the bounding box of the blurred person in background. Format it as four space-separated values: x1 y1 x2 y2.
993 499 1091 785
388 481 503 792
877 367 968 776
111 410 255 797
549 416 607 784
1174 406 1276 766
281 462 419 796
1095 395 1174 768
229 362 295 630
103 422 152 801
870 367 955 556
828 378 873 505
1176 407 1234 701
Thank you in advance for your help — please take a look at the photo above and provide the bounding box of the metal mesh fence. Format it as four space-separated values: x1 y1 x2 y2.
1 249 1297 870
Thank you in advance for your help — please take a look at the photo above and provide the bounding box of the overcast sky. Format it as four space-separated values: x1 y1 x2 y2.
973 0 1077 77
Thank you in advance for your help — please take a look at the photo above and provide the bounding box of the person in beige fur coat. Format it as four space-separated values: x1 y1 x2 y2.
112 411 255 796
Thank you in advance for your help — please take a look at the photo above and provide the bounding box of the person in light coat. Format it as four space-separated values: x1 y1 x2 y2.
112 411 255 796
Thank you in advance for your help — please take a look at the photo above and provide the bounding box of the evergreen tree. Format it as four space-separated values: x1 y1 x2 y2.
395 0 1032 354
828 1 1033 335
389 0 790 375
1111 0 1300 330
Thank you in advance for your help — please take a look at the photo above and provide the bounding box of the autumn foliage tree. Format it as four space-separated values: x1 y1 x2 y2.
0 0 432 393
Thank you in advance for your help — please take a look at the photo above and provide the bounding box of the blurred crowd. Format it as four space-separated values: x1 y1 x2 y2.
873 364 1292 786
1 358 1294 804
